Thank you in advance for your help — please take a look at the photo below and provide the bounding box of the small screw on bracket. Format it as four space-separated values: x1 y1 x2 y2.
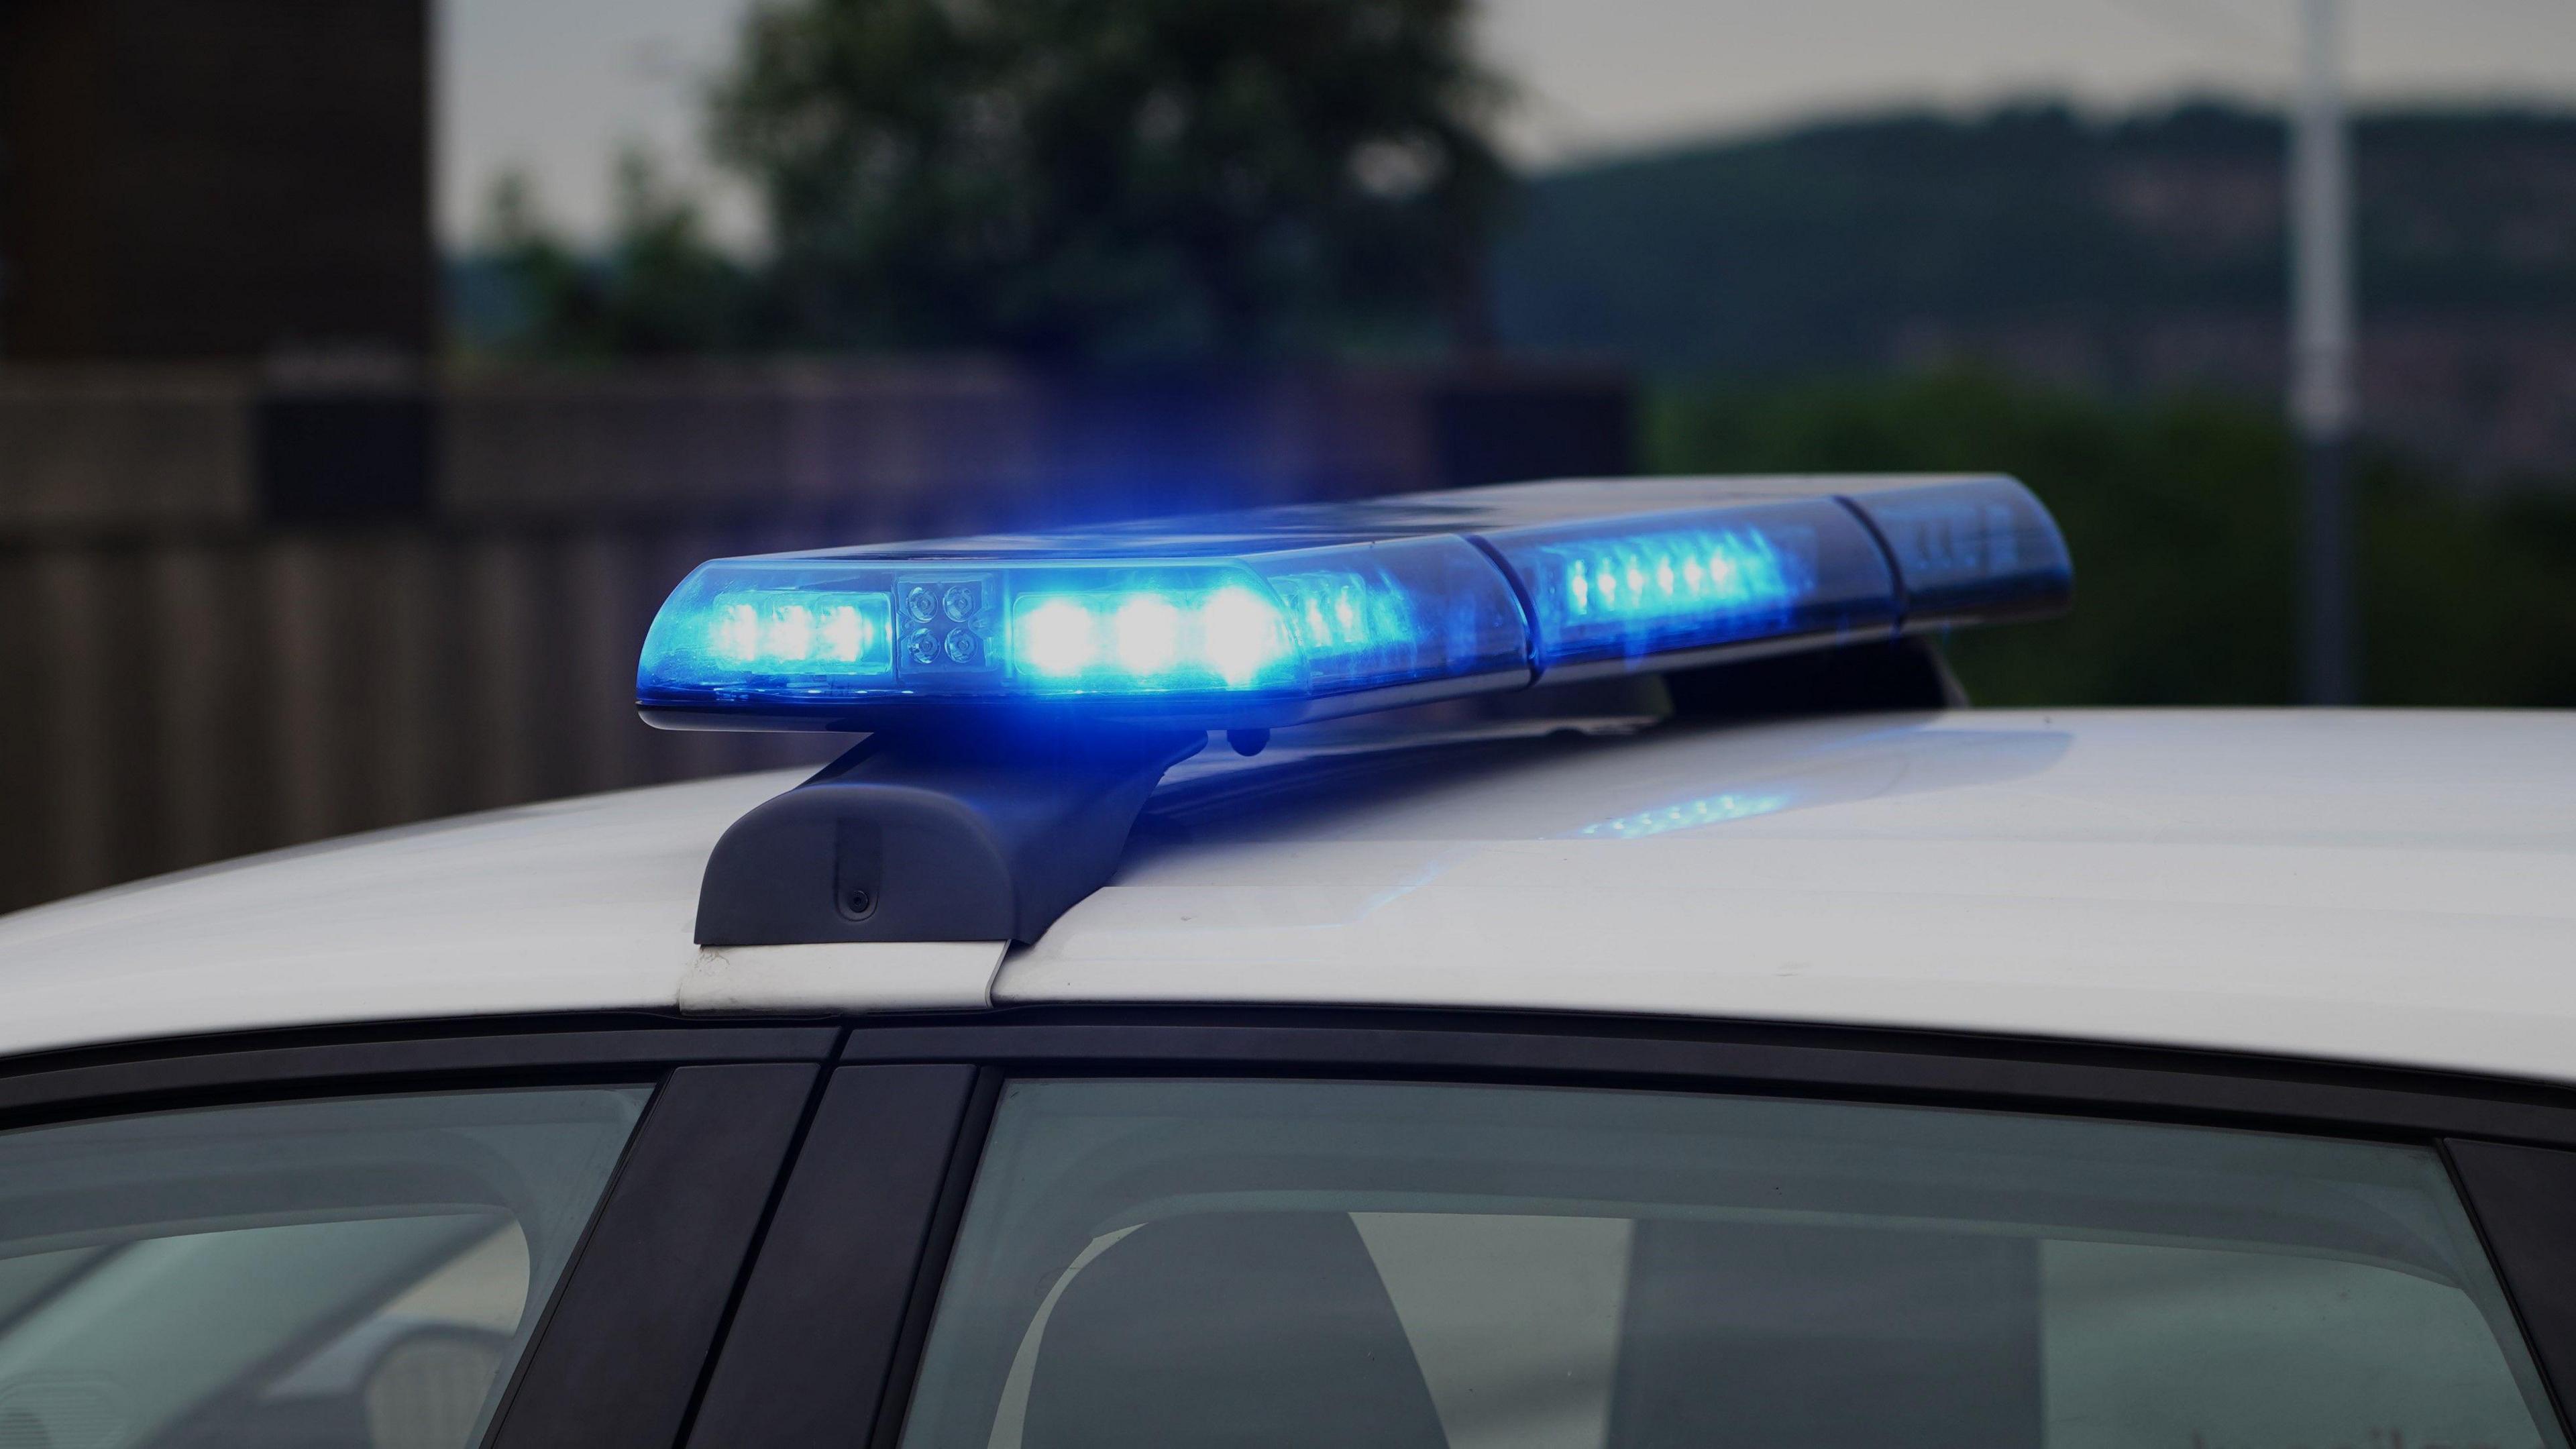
844 888 874 917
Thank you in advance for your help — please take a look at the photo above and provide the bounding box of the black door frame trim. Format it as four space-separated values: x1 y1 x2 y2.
0 1017 843 1130
839 1006 2576 1148
686 1064 999 1448
2443 1139 2576 1447
871 1068 1006 1449
490 1060 830 1449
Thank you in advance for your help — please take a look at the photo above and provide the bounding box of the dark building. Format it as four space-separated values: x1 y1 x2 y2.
0 0 431 360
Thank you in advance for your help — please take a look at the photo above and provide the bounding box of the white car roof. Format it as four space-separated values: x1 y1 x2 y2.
2 708 2573 1085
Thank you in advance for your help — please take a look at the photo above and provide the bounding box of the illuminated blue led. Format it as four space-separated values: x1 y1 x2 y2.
1008 583 1296 694
991 549 1492 700
649 588 896 692
1113 596 1180 675
1479 499 1898 676
1550 527 1799 628
1020 598 1100 677
1201 586 1286 685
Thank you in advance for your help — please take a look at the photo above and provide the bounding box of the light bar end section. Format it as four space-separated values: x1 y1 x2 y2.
1839 475 2074 627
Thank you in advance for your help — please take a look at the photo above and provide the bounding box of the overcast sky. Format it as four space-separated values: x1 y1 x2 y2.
437 0 2576 250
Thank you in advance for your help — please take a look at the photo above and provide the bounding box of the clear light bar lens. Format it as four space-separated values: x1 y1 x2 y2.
1542 525 1803 633
1480 499 1899 674
1837 476 2074 623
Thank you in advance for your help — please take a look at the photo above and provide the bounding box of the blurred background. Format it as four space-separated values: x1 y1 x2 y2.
3 0 2573 912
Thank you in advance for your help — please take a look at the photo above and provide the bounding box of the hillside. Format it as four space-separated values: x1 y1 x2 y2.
1492 103 2576 482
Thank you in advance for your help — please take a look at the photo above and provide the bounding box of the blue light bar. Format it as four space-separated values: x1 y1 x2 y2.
638 474 2071 731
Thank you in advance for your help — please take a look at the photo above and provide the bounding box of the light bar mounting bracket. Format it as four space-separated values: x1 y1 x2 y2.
694 727 1205 947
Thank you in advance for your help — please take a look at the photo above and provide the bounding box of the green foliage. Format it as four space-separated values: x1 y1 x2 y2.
710 0 1510 361
465 150 761 360
1648 371 2576 707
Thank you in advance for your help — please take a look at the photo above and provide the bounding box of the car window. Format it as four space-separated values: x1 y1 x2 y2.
900 1079 2561 1449
0 1085 649 1449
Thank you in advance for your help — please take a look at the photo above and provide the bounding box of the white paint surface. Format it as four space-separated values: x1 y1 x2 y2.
680 941 1005 1014
7 709 2576 1085
0 769 1000 1059
1002 709 2576 1086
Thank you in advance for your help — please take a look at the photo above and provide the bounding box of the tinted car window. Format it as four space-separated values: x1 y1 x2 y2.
0 1085 648 1449
901 1079 2559 1449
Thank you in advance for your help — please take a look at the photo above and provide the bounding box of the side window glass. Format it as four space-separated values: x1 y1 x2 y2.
901 1079 2562 1449
0 1085 649 1449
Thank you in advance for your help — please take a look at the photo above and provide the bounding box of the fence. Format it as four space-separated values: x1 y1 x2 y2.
0 360 1631 910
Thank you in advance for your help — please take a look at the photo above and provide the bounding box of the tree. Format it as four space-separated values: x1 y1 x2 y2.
467 149 757 360
1648 369 2576 708
711 0 1511 362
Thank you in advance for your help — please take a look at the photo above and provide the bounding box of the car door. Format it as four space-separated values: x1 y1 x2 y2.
0 1022 837 1449
692 1010 2576 1449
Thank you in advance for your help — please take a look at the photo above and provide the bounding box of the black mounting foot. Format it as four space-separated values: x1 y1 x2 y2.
694 727 1205 947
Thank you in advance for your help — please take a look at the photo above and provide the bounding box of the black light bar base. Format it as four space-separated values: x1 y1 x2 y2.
1665 635 1966 719
695 728 1205 947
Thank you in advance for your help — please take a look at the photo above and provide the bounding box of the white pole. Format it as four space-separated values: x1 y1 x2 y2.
2292 0 2357 704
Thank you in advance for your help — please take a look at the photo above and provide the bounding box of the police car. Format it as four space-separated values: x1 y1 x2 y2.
2 474 2573 1449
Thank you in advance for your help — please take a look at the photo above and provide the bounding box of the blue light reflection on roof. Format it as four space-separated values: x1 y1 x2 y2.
1573 790 1795 839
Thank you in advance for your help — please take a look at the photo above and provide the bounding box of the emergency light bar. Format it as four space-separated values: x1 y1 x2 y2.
639 474 2069 733
663 474 2070 948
